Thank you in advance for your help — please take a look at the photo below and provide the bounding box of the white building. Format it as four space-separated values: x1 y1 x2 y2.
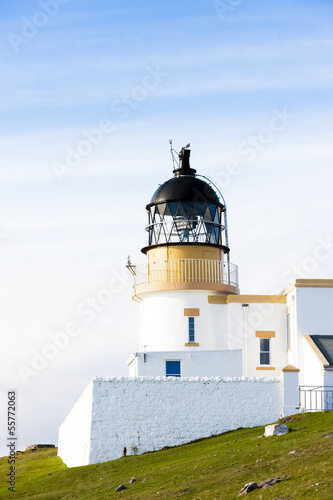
58 145 333 467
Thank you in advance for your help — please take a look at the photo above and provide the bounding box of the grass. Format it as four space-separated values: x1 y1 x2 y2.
1 412 333 499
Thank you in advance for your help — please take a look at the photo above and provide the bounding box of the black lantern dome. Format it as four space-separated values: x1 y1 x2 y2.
142 146 230 254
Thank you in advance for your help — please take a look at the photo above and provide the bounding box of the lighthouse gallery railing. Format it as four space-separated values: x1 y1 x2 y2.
132 259 238 288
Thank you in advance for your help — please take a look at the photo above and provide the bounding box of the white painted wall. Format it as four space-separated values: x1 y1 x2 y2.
140 291 289 379
282 370 300 416
296 287 333 336
227 302 288 378
58 375 289 467
58 381 93 468
127 349 242 378
286 290 297 367
323 370 333 387
291 286 333 384
140 290 229 352
302 338 324 387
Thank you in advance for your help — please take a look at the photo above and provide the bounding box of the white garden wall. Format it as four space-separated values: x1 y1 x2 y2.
58 381 94 468
58 375 288 468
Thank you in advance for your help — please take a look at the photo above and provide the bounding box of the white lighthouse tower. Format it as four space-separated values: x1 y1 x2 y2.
127 145 242 378
59 142 333 468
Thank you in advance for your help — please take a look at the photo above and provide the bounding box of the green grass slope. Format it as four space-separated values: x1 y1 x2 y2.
1 412 333 499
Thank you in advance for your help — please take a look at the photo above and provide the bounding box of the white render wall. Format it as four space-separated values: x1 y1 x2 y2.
302 338 324 387
140 291 289 379
323 370 333 386
227 302 288 378
58 376 287 467
296 287 333 337
58 381 94 468
140 290 229 352
127 349 242 378
291 287 333 384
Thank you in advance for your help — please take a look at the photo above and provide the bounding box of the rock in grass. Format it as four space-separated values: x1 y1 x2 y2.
26 444 55 451
258 477 282 489
127 477 137 484
238 482 258 496
115 484 126 492
238 477 283 495
264 424 289 437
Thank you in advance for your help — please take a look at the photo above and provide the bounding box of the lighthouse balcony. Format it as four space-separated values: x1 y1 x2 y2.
132 259 239 295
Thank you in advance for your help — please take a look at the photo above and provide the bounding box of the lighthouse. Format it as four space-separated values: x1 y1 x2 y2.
126 145 242 378
59 142 333 468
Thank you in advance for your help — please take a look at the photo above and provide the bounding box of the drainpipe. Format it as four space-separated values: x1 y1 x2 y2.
242 304 249 376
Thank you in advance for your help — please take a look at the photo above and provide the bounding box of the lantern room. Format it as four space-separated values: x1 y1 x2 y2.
130 145 239 298
142 146 229 254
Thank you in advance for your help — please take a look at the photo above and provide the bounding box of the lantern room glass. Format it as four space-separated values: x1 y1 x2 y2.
146 201 224 246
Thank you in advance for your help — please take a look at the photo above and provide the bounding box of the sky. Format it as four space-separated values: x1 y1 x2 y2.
0 0 333 456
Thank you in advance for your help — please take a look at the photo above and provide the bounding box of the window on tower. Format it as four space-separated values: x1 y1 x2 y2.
188 317 195 343
260 338 270 365
166 360 181 378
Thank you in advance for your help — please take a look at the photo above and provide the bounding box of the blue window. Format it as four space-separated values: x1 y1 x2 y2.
166 360 181 377
188 317 195 342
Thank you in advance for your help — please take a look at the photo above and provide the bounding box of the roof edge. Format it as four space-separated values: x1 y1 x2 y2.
282 279 333 295
304 335 330 368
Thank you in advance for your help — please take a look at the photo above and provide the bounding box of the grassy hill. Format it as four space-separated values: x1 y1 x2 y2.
1 412 333 499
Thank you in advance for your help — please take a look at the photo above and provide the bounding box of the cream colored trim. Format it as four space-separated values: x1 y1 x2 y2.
208 296 228 304
184 342 199 347
184 308 200 317
208 295 286 304
228 295 286 303
286 306 291 314
256 367 275 371
134 282 240 297
255 331 275 338
281 364 300 372
304 335 330 368
283 279 333 295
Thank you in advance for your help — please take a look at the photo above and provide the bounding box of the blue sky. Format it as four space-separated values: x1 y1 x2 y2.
0 0 333 455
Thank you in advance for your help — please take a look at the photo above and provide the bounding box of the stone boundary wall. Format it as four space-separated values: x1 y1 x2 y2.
58 375 289 467
58 382 94 467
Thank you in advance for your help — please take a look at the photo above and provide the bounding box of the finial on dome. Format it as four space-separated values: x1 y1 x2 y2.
173 145 196 177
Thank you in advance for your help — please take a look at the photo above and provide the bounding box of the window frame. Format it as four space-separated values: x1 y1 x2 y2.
188 316 195 343
259 338 270 365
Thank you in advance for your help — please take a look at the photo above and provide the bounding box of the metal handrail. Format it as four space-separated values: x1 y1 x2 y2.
299 386 333 411
132 258 238 288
